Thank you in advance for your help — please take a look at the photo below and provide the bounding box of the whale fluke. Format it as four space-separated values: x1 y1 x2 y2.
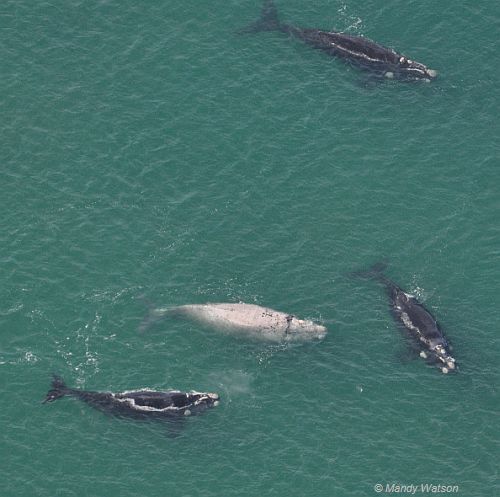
136 295 173 333
43 374 70 403
348 261 389 282
237 0 280 34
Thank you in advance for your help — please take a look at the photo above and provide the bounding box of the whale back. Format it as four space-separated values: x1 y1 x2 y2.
177 303 287 337
176 303 326 341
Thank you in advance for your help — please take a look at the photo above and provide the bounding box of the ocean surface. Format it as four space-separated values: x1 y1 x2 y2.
1 1 499 496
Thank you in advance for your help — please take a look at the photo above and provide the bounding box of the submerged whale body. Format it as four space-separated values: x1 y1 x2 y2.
44 375 220 420
354 264 456 373
140 302 327 342
242 0 437 81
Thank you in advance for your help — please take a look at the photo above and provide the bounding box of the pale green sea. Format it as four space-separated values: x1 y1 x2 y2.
1 1 499 496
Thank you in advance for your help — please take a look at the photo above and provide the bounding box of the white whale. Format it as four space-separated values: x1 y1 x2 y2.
140 302 327 342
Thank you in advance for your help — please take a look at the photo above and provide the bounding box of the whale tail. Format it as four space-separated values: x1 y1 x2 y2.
43 375 69 403
238 0 280 34
349 261 389 282
137 295 175 333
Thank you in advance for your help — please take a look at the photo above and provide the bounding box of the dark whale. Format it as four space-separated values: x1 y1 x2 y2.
241 0 437 81
354 264 456 373
44 375 220 422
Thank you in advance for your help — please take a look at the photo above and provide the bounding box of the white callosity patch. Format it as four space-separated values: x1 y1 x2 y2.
111 390 219 413
433 345 456 370
397 298 456 371
400 312 420 334
327 39 386 64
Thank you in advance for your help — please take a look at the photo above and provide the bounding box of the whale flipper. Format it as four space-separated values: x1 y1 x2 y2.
164 417 187 438
398 338 425 363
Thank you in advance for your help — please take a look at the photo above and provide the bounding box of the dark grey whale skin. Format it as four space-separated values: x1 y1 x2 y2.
353 264 456 373
242 1 437 81
43 376 219 421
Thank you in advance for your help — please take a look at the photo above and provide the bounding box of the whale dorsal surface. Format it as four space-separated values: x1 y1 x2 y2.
170 303 327 342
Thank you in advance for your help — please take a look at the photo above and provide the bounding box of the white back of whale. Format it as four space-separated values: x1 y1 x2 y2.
166 303 326 342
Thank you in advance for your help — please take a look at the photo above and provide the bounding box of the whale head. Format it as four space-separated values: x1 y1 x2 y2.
427 339 457 373
396 56 437 81
187 392 221 413
287 317 327 341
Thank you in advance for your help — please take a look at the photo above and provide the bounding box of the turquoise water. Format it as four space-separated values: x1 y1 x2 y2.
1 1 499 495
